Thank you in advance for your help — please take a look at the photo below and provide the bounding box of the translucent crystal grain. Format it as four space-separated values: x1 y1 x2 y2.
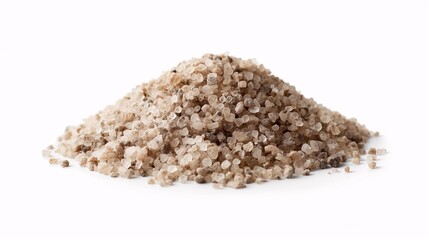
368 161 377 169
148 178 156 185
224 113 235 122
243 71 254 80
167 165 178 173
60 160 70 168
178 175 188 183
279 112 288 122
192 121 205 131
179 127 189 136
252 148 262 158
207 146 219 160
232 158 241 165
202 158 212 167
235 102 244 114
49 158 58 165
242 142 254 152
352 157 360 165
208 95 218 106
283 165 294 178
268 113 278 122
174 106 182 113
309 140 319 152
201 85 214 95
238 81 247 88
179 153 193 166
191 73 204 83
207 73 217 85
249 106 260 113
272 125 279 131
302 169 310 176
312 122 322 132
221 160 231 170
301 143 313 155
265 100 274 108
147 135 163 150
224 63 233 76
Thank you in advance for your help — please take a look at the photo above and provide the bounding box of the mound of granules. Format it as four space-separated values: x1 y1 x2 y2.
45 54 373 188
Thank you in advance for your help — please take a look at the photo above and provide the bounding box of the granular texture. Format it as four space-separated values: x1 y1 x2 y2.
48 54 372 188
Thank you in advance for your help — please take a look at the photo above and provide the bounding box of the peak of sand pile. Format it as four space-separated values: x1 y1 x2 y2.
49 54 370 188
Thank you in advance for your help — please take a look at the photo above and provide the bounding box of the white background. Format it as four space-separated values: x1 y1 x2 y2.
1 0 428 239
